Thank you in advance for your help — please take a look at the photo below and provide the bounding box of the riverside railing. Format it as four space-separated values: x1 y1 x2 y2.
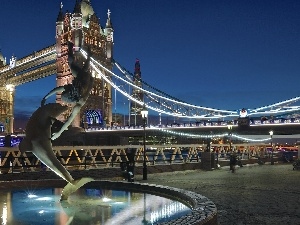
0 143 276 173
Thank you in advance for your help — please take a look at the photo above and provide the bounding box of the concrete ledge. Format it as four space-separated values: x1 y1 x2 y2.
84 180 218 225
0 163 203 181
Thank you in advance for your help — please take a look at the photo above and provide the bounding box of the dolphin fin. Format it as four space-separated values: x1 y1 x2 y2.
60 177 94 201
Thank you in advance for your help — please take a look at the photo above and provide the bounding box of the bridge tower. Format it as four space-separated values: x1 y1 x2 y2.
130 59 144 126
0 52 14 133
55 0 113 128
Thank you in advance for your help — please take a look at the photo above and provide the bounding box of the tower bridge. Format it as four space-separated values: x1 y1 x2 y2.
0 1 114 133
0 0 300 137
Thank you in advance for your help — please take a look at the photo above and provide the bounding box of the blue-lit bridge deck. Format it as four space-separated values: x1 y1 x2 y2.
63 120 300 146
88 120 300 133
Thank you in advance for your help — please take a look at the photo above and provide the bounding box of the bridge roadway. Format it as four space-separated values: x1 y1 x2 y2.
52 121 300 146
0 45 56 86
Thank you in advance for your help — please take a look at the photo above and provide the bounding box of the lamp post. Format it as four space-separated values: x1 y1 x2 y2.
159 113 161 126
114 85 123 126
227 124 233 152
123 101 126 126
141 106 148 180
114 87 117 125
269 130 274 165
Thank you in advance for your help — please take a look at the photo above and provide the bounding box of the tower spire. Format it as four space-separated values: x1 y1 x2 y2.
105 9 113 58
57 2 64 22
105 9 113 28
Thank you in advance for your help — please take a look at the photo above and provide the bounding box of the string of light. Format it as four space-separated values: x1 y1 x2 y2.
80 49 300 120
153 127 271 142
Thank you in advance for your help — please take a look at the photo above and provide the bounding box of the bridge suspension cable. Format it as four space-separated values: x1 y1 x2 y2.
80 49 300 121
116 60 300 118
82 49 238 120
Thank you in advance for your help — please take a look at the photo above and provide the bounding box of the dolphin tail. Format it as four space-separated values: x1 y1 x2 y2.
60 177 94 201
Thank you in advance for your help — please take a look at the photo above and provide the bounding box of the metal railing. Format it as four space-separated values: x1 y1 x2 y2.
0 143 289 173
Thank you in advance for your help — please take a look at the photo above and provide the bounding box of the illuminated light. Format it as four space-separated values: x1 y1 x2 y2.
154 127 271 142
28 194 38 198
2 203 7 225
36 197 52 201
114 201 124 204
150 201 189 224
5 84 15 92
38 210 45 214
102 197 111 202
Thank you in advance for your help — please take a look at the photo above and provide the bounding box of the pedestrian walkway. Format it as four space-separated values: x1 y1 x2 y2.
138 163 300 225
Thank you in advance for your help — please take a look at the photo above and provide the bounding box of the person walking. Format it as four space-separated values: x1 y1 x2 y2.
229 152 237 173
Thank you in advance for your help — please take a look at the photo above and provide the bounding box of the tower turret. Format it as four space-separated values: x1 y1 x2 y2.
71 0 83 51
56 2 64 37
105 9 114 60
9 55 16 69
56 2 64 57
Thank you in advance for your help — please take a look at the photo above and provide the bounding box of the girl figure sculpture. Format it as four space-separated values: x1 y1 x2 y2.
41 42 94 140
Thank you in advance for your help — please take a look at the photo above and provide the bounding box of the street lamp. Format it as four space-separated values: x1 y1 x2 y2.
123 101 126 126
227 124 233 152
114 85 123 126
141 105 148 180
269 130 274 165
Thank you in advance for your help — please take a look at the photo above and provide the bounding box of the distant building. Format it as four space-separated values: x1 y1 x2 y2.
130 59 144 126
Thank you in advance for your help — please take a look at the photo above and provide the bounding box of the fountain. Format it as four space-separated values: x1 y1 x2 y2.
0 180 217 225
13 42 218 224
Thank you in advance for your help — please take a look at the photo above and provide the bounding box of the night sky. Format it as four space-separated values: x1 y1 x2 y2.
1 0 300 127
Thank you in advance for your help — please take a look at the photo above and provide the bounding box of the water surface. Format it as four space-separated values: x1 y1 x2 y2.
0 187 191 225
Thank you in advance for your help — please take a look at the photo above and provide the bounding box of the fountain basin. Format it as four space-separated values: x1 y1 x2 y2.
0 179 218 225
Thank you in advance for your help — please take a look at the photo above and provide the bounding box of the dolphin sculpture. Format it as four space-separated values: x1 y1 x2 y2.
41 42 94 141
19 103 94 200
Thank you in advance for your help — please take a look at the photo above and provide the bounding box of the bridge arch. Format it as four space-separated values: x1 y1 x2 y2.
84 109 103 127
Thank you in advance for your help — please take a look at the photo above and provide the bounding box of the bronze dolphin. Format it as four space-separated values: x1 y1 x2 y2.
19 103 93 200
